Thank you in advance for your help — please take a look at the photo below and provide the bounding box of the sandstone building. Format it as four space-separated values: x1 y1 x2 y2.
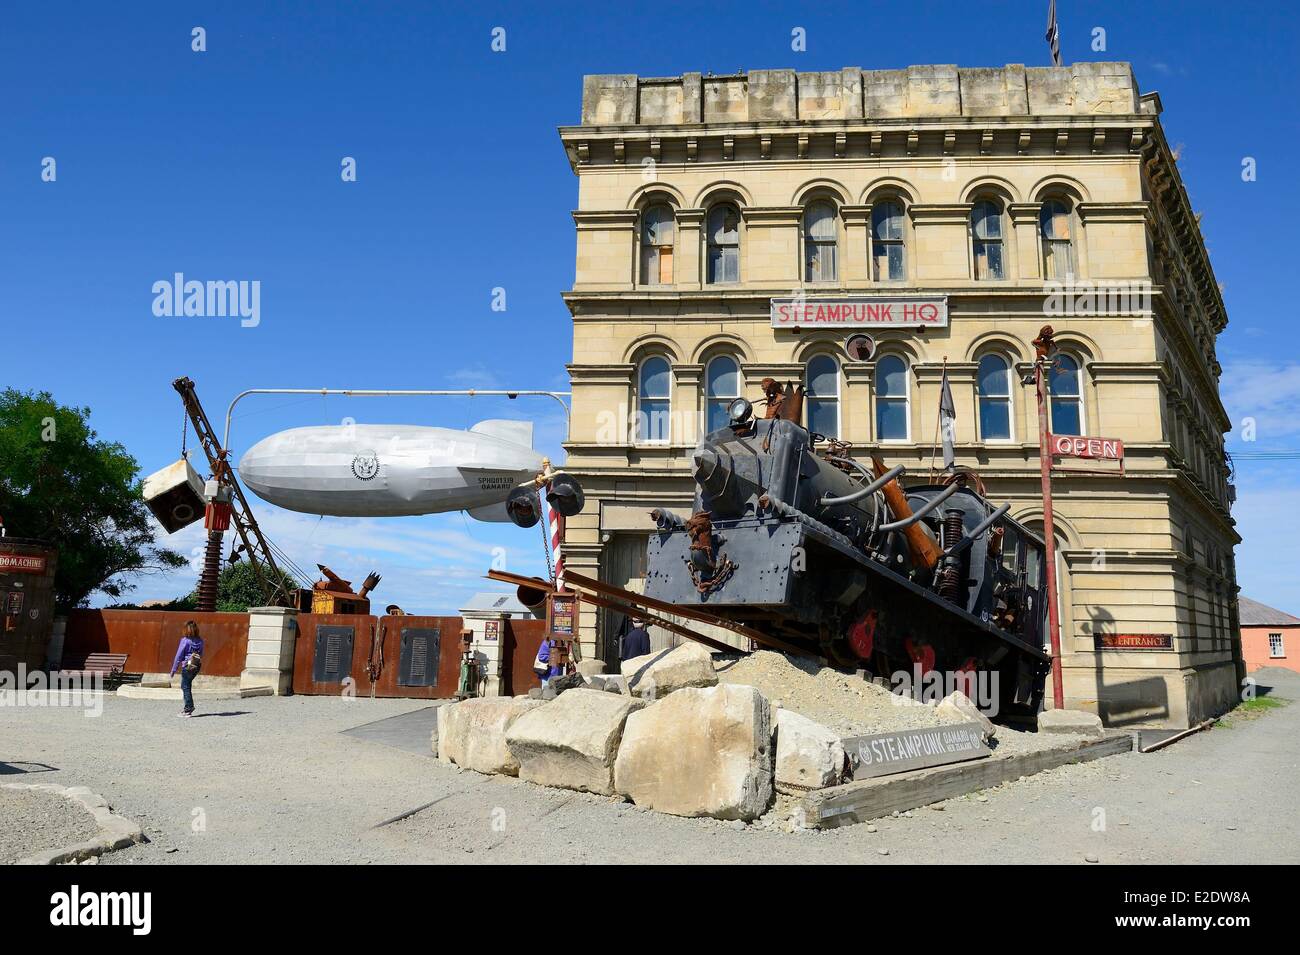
557 63 1242 727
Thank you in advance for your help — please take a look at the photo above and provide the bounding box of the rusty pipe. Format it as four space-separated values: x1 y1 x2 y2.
877 481 959 532
871 456 943 572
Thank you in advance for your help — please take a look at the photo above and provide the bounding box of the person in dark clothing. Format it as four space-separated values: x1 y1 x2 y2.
170 620 204 717
620 618 651 662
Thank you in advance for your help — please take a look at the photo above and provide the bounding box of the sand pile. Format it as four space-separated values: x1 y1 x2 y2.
714 650 964 738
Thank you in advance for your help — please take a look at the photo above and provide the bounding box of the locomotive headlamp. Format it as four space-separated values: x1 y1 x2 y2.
727 397 753 426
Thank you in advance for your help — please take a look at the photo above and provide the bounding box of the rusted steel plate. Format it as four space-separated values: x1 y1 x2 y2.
504 618 547 697
63 610 249 677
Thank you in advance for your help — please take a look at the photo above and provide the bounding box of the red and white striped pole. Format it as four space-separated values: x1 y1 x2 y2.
548 496 566 592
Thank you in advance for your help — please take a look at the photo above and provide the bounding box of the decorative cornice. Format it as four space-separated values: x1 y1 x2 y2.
572 209 639 231
741 206 802 224
1077 201 1151 224
909 203 971 225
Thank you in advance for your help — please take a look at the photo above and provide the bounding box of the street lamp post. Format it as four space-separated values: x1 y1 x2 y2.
1033 325 1066 710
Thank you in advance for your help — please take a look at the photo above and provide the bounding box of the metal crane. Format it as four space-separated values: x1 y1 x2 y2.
172 376 295 609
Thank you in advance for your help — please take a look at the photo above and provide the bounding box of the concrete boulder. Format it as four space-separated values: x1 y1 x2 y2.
437 696 545 775
506 689 645 795
775 709 845 793
937 690 997 742
1037 708 1105 739
621 642 718 700
614 684 773 820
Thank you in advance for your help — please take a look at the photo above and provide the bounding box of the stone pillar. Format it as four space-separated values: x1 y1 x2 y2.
458 608 511 698
242 606 297 695
841 204 872 284
676 208 704 289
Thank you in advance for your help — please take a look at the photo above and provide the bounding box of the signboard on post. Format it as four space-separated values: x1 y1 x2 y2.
842 722 992 780
547 592 577 641
1048 433 1125 461
771 296 949 330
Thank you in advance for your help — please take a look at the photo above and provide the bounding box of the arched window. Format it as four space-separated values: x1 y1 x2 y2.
637 357 672 443
706 204 740 284
971 199 1005 280
640 204 674 285
875 355 909 441
1049 354 1084 436
803 201 838 283
805 354 839 438
871 200 906 281
977 354 1014 441
1040 199 1074 280
705 356 740 434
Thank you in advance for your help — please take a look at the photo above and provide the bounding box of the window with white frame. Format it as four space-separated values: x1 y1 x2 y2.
1040 199 1075 280
805 354 839 438
637 357 672 443
971 199 1006 280
803 201 839 283
640 204 674 285
1049 354 1085 436
705 356 740 434
978 354 1014 441
875 355 910 441
1270 632 1286 658
872 200 906 281
706 204 740 284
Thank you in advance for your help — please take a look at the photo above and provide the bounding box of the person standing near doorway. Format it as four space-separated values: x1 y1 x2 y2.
170 620 204 718
621 618 651 662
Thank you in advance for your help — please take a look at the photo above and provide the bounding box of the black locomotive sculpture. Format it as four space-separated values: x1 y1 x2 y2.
644 391 1051 717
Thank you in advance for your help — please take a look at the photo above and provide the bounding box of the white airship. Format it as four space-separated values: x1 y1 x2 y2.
238 420 545 521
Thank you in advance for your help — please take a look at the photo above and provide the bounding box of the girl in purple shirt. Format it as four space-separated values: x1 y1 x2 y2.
170 621 204 717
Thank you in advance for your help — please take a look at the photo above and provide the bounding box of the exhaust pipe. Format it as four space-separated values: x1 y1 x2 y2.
515 578 551 619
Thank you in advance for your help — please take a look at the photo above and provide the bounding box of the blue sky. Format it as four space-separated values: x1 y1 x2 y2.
2 1 1296 613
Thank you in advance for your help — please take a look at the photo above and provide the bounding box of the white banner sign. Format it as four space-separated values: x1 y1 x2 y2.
771 296 949 329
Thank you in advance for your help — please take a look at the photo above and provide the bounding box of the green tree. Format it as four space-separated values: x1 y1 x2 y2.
206 559 298 613
0 389 188 609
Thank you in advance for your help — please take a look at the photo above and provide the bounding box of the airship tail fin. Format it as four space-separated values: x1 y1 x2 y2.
469 419 534 448
466 501 511 523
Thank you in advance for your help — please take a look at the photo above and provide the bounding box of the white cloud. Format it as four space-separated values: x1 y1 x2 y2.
1221 360 1300 444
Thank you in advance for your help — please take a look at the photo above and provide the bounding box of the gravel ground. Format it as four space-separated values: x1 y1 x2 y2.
714 650 1087 754
3 671 1297 864
0 787 101 864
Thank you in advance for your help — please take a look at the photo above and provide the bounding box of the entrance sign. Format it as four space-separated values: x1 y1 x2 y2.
1049 433 1124 461
1095 632 1173 651
843 721 991 780
771 296 949 329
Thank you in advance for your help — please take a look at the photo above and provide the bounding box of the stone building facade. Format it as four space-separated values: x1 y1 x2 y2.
556 63 1242 728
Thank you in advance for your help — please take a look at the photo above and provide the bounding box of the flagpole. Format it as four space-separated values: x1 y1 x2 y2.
929 356 946 481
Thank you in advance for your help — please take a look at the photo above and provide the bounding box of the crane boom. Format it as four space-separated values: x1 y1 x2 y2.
172 376 294 608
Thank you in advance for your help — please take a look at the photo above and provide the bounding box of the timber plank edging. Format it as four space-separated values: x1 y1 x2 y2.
802 732 1134 828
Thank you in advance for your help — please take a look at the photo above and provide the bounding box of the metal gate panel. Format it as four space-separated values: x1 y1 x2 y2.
397 627 440 687
313 625 355 683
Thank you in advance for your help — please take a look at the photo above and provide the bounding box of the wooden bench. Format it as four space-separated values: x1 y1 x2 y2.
59 653 130 686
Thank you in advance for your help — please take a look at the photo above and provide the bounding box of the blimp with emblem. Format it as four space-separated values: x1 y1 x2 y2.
238 419 550 522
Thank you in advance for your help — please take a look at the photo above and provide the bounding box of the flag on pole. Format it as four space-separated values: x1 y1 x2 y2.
939 365 957 471
1045 0 1062 67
